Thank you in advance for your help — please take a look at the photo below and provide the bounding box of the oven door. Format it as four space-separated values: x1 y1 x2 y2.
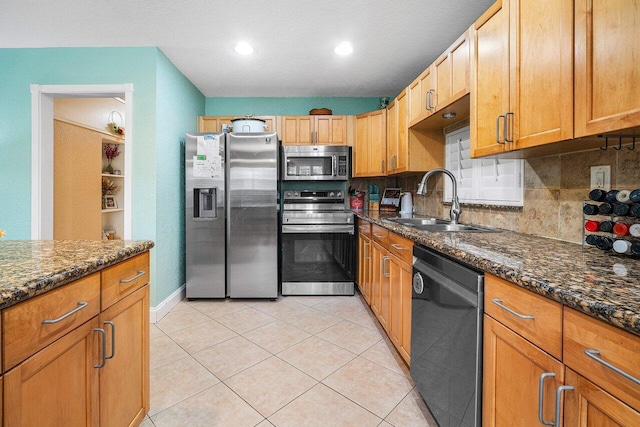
280 224 355 295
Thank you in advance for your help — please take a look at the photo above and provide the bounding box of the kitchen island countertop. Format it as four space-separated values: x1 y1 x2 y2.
355 210 640 336
0 240 155 310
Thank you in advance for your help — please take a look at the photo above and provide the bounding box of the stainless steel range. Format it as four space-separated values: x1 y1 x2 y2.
280 189 355 296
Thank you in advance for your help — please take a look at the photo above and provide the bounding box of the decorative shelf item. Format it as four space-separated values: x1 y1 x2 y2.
107 111 125 137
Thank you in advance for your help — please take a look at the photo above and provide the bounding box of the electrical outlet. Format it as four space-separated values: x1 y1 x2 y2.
590 165 611 191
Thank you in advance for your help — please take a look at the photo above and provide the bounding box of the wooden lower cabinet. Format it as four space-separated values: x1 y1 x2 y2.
99 284 149 427
357 233 372 304
370 242 386 328
564 368 640 426
388 253 411 363
4 318 100 426
483 315 564 426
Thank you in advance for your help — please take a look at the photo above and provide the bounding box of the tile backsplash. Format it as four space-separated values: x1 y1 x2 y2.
349 147 640 244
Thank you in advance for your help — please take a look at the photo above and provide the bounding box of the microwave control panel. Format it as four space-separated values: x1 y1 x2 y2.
338 155 347 177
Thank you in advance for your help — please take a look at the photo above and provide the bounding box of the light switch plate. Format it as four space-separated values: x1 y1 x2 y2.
590 165 611 191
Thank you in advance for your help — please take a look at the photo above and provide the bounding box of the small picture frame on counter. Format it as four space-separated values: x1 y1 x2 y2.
103 195 118 209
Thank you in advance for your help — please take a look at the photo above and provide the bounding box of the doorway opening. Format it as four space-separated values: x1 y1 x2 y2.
30 84 134 239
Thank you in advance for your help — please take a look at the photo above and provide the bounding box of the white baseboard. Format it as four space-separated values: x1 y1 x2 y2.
150 284 186 323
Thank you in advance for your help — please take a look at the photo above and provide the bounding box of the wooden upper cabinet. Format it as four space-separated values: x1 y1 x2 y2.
575 0 640 137
197 116 276 133
471 0 573 157
354 109 387 177
281 115 347 145
386 98 398 173
409 66 435 125
433 29 471 111
396 90 409 172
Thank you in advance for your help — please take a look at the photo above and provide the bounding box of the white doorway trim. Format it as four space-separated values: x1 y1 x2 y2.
30 84 134 239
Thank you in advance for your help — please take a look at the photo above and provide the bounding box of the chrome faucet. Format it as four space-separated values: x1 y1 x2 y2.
417 168 461 224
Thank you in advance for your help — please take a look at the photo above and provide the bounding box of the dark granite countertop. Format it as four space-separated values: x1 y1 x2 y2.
355 210 640 336
0 240 154 310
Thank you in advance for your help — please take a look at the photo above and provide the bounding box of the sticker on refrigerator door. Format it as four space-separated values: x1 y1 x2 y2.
197 134 220 160
193 156 213 177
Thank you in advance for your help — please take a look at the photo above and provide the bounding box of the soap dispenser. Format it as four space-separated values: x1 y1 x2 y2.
399 192 413 216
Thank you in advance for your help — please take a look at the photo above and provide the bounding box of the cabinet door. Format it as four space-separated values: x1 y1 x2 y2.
395 89 409 173
471 0 510 158
409 66 435 125
575 0 640 136
281 116 313 145
511 0 573 149
483 315 564 426
386 99 398 173
368 109 387 176
388 254 411 364
370 242 384 318
315 115 347 145
4 318 100 426
564 369 640 426
197 116 234 132
357 235 372 304
379 250 390 332
354 114 370 177
99 285 150 427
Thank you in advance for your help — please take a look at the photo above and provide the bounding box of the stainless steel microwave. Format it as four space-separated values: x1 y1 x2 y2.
281 145 351 181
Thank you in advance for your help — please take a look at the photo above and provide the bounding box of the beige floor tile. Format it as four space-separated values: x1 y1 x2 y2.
155 306 211 335
193 336 271 380
282 295 336 307
360 340 411 378
323 357 413 418
316 320 382 354
378 421 394 427
225 356 317 417
150 323 165 339
139 416 154 427
314 297 371 320
277 336 356 380
151 383 264 427
269 383 381 427
243 320 310 353
149 356 220 417
164 319 237 354
385 388 438 427
188 299 249 318
279 307 342 334
170 300 194 313
214 307 277 334
150 333 190 370
256 420 275 427
342 306 382 331
251 298 310 319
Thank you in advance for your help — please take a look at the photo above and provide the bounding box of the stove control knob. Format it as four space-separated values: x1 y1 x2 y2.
329 192 335 198
285 191 292 198
293 191 299 197
336 191 342 198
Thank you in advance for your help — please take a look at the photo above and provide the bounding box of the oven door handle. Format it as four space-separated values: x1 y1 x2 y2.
281 224 354 234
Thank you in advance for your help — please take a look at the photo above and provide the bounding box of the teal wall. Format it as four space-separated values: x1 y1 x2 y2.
154 50 205 307
0 47 205 307
205 97 381 116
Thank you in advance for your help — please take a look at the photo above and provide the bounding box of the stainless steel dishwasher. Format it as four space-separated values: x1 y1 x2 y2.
411 244 484 427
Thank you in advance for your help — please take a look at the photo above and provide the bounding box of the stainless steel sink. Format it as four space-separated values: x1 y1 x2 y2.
413 223 499 233
385 217 450 226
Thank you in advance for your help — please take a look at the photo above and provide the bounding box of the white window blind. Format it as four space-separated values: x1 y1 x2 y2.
444 127 523 206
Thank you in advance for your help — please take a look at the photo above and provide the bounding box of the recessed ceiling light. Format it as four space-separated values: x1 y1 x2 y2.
334 42 353 56
234 42 253 55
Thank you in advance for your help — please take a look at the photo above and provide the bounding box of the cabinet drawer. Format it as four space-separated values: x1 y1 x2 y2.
357 219 371 238
388 232 413 265
371 224 389 247
564 307 640 411
3 273 101 371
484 274 562 360
101 252 150 310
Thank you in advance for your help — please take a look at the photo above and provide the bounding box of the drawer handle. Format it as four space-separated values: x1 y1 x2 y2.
538 372 555 426
491 298 535 319
104 321 116 360
553 386 574 427
120 270 146 284
584 349 640 386
94 327 107 368
373 233 386 238
390 243 405 251
382 256 390 278
42 301 88 324
359 225 368 230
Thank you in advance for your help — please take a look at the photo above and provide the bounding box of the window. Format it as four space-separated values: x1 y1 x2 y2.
444 126 523 206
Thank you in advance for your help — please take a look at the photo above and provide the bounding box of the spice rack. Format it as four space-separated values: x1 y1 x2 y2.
582 191 640 256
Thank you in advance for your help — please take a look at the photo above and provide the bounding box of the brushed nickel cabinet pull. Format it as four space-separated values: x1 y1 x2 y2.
42 301 88 324
382 256 390 278
584 349 640 385
120 270 146 284
104 321 116 360
538 372 555 426
491 298 535 319
94 328 107 368
505 112 514 143
390 244 405 251
553 386 573 427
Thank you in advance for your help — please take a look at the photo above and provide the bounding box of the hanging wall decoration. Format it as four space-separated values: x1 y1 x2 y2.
107 110 125 136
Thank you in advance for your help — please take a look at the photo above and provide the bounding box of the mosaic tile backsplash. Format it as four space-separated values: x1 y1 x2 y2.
350 147 640 244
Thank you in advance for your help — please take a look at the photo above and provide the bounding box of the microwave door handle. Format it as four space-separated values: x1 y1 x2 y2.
332 155 337 176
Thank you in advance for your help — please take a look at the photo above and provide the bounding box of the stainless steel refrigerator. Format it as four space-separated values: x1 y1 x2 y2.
185 132 279 299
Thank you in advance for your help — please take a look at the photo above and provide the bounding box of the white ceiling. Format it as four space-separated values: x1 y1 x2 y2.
1 0 494 97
